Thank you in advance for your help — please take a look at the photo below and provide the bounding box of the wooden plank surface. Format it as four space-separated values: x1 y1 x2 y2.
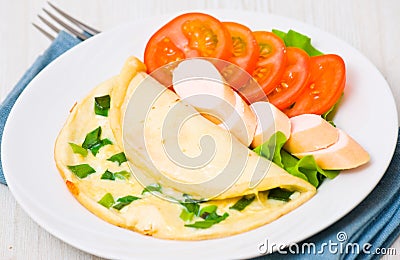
1 0 399 259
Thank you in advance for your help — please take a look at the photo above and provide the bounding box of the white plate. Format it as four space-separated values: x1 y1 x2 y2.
2 10 398 260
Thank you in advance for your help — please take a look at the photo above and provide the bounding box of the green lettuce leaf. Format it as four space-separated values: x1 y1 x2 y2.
272 29 323 56
254 132 339 187
253 131 287 168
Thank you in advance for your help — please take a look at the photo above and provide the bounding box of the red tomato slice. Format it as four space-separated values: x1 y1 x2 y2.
144 13 233 73
252 31 287 95
222 22 259 74
267 47 310 110
283 54 346 117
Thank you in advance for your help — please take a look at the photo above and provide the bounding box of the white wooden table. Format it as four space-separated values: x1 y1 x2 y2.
1 0 399 259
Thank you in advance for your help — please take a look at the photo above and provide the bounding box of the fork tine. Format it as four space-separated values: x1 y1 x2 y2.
47 1 100 35
32 23 55 40
43 8 89 40
38 15 60 34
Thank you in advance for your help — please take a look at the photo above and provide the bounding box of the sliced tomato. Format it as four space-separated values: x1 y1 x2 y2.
222 22 259 74
251 31 287 95
283 54 346 117
267 47 310 110
144 13 232 73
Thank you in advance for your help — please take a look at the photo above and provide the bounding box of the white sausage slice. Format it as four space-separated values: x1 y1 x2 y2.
172 59 236 121
172 59 256 146
293 129 370 170
284 114 339 154
250 102 291 148
217 92 257 146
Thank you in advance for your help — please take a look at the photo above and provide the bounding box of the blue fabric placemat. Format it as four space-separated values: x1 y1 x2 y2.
0 30 398 260
0 31 81 184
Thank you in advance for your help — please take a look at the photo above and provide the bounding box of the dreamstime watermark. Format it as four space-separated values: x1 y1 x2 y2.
258 231 398 256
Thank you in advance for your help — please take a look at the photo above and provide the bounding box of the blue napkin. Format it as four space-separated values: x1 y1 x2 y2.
0 31 82 185
0 30 399 260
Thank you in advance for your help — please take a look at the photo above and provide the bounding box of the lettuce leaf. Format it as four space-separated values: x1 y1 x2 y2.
253 131 287 168
272 29 323 56
321 93 343 127
253 132 339 187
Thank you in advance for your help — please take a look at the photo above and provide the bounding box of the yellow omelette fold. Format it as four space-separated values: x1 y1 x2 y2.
54 56 316 240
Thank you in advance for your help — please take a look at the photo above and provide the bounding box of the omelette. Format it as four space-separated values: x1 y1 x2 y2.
54 56 316 240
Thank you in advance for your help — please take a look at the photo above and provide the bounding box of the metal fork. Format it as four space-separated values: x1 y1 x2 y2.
33 1 100 41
